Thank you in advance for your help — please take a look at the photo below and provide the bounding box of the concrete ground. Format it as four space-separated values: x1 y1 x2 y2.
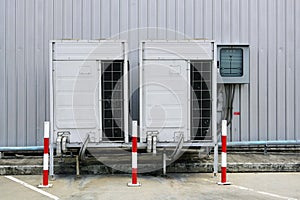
0 173 299 200
1 152 300 175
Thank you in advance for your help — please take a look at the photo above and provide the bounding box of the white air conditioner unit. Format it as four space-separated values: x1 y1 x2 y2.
139 40 217 146
50 40 130 150
48 40 219 176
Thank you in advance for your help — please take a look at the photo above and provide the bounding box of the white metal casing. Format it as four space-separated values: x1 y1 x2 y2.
50 40 129 145
53 40 125 60
139 40 217 143
142 40 213 60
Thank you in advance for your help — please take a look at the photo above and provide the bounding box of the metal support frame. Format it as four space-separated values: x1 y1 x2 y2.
76 155 80 178
163 149 167 175
55 139 300 154
264 144 268 155
49 41 54 179
212 42 218 177
139 41 144 143
0 139 297 152
123 41 129 144
0 139 296 151
65 142 217 148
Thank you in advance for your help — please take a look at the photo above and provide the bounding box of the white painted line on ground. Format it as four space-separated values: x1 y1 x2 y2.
231 185 298 200
204 179 297 200
5 176 60 200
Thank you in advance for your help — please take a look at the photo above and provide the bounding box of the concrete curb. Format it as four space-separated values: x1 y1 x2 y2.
1 153 299 175
0 162 299 175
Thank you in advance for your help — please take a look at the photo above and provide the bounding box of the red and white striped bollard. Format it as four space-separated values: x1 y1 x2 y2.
218 120 231 185
128 121 141 187
38 121 53 188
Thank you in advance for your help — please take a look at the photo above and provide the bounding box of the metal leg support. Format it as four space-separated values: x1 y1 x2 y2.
213 144 218 177
76 155 80 178
264 144 268 155
50 134 55 180
163 150 167 176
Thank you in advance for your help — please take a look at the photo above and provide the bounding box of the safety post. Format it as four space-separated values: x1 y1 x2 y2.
218 120 231 185
38 121 53 188
127 121 141 187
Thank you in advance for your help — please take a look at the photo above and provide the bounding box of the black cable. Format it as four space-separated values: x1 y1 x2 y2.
228 84 236 126
209 84 236 156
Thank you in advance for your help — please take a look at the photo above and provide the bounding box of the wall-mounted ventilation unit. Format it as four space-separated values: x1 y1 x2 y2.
217 44 249 84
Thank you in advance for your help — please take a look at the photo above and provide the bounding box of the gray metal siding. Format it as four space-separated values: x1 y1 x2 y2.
0 0 299 146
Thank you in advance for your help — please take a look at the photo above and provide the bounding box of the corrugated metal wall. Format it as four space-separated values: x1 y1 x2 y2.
0 0 299 146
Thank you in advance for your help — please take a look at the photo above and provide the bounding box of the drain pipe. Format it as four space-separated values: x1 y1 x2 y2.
61 136 68 154
218 140 300 147
0 146 44 151
56 135 63 156
152 131 158 155
146 132 153 153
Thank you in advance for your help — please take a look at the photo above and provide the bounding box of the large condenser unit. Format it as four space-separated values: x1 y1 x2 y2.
50 40 129 155
49 40 218 175
139 40 217 149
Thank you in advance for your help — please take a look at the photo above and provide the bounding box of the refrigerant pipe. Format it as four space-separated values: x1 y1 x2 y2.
0 141 299 152
0 146 44 151
219 140 300 147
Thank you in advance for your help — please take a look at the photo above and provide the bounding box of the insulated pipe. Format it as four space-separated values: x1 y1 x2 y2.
0 146 44 151
218 140 300 147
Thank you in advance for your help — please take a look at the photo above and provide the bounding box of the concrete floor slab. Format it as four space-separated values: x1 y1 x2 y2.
0 176 50 200
1 173 299 200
